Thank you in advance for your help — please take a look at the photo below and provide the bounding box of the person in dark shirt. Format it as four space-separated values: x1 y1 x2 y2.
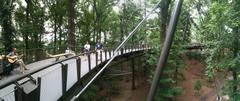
96 42 103 50
96 42 103 60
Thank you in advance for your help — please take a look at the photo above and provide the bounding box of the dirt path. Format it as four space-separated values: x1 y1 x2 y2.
177 57 217 101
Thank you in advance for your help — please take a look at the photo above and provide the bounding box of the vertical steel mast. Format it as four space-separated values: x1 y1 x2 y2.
146 0 183 101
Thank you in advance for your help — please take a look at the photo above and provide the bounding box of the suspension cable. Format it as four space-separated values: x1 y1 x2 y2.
71 0 162 100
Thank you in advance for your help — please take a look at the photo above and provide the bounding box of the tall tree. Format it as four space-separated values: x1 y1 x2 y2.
45 0 67 53
0 0 15 50
92 0 117 43
24 0 31 53
67 0 76 51
159 0 171 44
198 0 240 100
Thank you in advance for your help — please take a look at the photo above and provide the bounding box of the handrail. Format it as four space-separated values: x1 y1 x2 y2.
0 45 148 89
0 50 88 89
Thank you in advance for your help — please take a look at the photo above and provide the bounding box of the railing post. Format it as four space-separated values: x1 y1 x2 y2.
37 78 41 100
15 82 24 101
96 51 98 65
109 50 111 58
87 53 91 71
121 48 123 55
61 64 68 100
124 47 126 53
14 77 41 101
105 50 107 60
76 58 81 80
112 49 114 56
100 50 102 63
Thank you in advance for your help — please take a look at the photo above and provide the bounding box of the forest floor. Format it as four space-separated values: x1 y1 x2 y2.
177 55 217 101
109 72 150 101
111 75 150 101
98 53 223 101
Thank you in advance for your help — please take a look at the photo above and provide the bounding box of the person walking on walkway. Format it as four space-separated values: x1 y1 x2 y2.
84 42 91 54
96 42 103 60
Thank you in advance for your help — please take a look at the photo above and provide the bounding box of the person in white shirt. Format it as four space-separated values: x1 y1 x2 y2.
65 47 76 56
84 42 90 54
65 47 70 53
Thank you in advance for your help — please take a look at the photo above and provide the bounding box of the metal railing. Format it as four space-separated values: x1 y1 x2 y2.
0 44 150 101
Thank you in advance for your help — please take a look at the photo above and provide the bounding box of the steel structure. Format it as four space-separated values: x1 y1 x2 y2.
146 0 183 101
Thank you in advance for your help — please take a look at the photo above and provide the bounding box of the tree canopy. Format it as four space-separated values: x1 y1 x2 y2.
0 0 240 100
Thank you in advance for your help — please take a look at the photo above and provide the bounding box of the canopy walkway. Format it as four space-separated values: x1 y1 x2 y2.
0 45 151 101
0 0 184 100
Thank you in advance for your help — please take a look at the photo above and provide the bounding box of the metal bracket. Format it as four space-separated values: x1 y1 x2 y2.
27 75 37 85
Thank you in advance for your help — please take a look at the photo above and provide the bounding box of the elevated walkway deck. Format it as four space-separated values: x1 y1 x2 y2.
0 47 150 101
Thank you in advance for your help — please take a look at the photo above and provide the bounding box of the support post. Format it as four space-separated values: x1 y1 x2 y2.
15 82 23 101
112 49 114 56
100 50 102 63
142 57 146 76
124 47 126 53
109 50 111 58
96 51 98 66
105 50 107 60
121 48 123 55
146 0 183 101
131 57 136 90
76 58 81 80
61 64 68 100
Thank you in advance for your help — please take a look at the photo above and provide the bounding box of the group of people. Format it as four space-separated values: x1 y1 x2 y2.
83 42 103 54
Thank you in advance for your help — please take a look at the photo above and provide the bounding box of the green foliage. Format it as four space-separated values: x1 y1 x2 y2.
197 0 240 99
194 80 202 95
79 84 100 101
222 78 240 100
155 86 183 101
185 51 205 60
0 0 15 49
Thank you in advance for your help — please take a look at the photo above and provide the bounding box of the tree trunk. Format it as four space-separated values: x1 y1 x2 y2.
54 16 57 54
58 24 62 52
0 0 15 50
232 27 239 99
67 0 76 51
183 13 190 42
25 0 31 61
120 15 124 42
93 0 101 42
159 0 171 44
